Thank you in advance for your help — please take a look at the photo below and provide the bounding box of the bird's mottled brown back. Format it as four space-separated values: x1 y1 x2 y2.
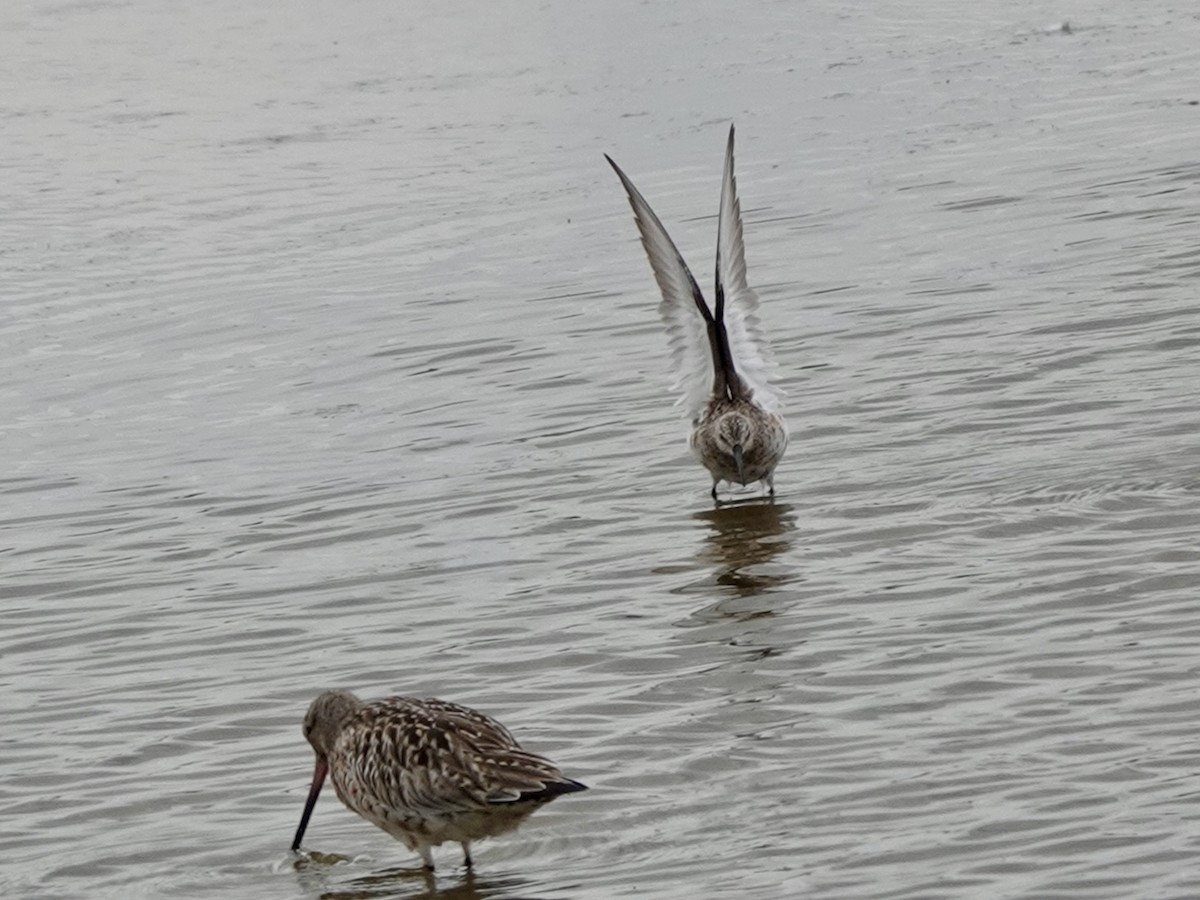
330 697 576 829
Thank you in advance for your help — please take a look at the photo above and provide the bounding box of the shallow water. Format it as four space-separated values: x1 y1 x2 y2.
5 1 1200 898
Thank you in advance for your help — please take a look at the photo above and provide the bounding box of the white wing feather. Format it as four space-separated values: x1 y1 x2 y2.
716 125 783 413
607 156 716 422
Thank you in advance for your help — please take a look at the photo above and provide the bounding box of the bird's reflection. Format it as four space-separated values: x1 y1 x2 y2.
671 499 798 654
692 499 796 598
293 855 549 900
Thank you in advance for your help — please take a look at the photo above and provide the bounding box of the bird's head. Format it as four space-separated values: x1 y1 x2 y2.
716 414 754 484
303 689 363 757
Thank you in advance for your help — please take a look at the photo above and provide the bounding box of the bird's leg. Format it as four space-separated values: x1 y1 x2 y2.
764 473 775 497
711 478 719 500
419 845 435 871
461 841 473 868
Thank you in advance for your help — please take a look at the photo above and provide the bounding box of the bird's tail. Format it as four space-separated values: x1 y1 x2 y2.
492 778 589 805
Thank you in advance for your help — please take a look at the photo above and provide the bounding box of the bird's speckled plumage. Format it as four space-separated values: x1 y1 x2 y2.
606 125 788 499
291 689 587 870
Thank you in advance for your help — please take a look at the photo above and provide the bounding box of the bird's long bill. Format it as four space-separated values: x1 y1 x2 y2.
733 444 747 485
291 756 328 852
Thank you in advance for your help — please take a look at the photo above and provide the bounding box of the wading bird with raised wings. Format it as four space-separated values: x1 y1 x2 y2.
606 125 787 500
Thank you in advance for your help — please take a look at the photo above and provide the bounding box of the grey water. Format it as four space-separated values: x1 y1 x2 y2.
5 1 1200 898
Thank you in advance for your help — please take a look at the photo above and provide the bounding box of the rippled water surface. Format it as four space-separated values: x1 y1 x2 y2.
6 1 1200 898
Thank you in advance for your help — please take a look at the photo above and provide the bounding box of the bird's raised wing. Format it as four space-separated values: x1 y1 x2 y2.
606 154 718 423
716 125 783 413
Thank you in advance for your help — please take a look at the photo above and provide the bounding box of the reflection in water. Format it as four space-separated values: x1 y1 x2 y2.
692 500 797 598
293 857 548 900
674 500 799 658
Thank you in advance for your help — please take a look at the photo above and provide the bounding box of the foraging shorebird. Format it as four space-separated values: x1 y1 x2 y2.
606 125 788 499
291 689 587 870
